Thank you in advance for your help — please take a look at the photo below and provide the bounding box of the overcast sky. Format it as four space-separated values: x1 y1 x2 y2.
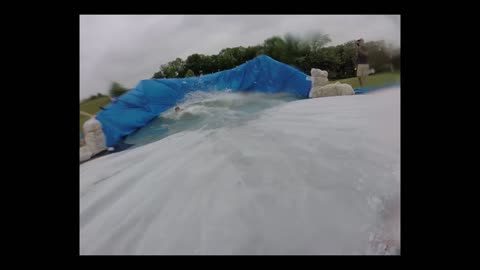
80 15 400 99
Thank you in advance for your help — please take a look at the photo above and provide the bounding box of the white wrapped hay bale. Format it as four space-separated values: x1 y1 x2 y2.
309 68 354 98
309 68 329 98
80 145 92 162
83 117 107 156
310 68 328 78
310 81 355 98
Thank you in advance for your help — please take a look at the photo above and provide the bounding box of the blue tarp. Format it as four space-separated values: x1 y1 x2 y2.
354 82 400 94
96 55 312 147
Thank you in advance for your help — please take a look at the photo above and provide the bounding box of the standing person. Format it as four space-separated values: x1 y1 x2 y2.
355 38 369 88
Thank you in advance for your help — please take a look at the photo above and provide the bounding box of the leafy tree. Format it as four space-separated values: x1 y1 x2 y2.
364 40 392 73
152 70 165 79
185 54 203 75
161 57 186 78
263 36 287 62
185 69 195 77
109 82 129 97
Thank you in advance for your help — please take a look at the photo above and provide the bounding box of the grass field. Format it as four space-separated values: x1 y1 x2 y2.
79 72 400 131
333 71 400 89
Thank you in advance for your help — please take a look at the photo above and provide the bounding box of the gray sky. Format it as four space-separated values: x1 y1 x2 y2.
80 15 400 99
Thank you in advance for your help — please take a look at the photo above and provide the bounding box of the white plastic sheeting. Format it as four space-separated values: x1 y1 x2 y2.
80 87 400 255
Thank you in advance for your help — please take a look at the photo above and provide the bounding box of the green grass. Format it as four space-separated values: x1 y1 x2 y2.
333 71 400 89
80 96 111 130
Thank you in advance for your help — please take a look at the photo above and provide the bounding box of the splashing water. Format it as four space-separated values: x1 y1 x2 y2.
124 90 301 148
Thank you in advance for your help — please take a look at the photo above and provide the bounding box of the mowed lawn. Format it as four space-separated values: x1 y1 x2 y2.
333 71 400 89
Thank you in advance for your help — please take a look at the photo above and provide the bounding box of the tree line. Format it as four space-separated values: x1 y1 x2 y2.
152 32 400 81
